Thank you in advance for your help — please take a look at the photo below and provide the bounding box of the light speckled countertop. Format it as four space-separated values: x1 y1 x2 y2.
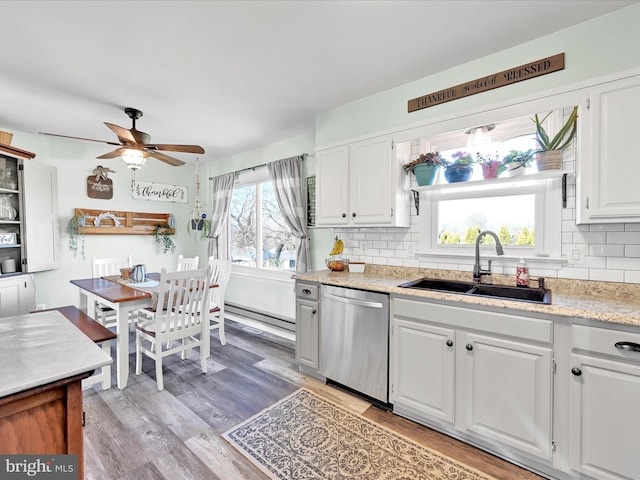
294 266 640 328
0 310 113 398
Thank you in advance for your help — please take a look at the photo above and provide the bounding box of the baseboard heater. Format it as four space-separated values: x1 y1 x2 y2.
225 303 295 332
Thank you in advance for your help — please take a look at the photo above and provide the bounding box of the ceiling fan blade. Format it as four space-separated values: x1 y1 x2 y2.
145 144 205 154
96 148 126 159
103 122 139 144
148 150 185 167
39 132 121 146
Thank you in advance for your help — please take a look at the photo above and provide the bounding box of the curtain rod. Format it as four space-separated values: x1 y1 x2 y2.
208 153 310 180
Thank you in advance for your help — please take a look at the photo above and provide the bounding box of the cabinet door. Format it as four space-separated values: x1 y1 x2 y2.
315 146 349 225
459 332 553 461
349 137 393 225
390 318 455 424
23 162 58 271
569 354 640 480
295 298 319 370
578 74 640 223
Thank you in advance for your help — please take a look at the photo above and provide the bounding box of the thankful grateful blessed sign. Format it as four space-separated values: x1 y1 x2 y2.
408 53 565 112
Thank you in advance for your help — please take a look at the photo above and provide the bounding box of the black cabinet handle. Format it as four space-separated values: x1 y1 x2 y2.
302 289 311 295
311 309 317 315
352 212 356 217
446 340 453 347
342 213 346 218
615 341 640 352
571 367 582 376
465 343 473 351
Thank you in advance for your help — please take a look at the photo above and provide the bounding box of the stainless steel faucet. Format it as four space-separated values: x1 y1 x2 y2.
473 230 505 284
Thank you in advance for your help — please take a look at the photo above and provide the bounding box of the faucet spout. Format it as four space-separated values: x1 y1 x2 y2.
473 230 504 284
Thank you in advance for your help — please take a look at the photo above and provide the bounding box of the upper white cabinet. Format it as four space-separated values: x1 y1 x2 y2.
577 74 640 224
315 136 410 227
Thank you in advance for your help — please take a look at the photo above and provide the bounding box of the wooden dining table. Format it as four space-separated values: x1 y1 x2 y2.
70 275 156 389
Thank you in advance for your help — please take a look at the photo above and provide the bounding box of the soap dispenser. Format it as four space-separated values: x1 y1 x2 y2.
516 258 529 287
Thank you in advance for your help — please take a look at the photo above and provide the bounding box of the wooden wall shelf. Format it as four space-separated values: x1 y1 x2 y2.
74 208 175 236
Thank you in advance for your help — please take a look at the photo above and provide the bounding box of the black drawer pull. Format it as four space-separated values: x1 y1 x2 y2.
615 341 640 352
302 289 311 295
446 340 453 347
465 343 473 351
571 367 582 377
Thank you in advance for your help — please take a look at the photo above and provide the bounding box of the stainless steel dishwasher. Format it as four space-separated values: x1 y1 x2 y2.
320 284 389 405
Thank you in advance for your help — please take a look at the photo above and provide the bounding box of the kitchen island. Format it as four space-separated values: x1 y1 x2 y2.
0 309 112 478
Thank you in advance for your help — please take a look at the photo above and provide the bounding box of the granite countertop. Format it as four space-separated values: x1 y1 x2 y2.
0 310 113 398
294 266 640 328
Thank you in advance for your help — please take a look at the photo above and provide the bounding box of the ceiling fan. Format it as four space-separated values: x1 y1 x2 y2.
40 107 205 169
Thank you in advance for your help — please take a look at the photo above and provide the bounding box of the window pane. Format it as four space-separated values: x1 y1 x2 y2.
230 185 257 266
438 194 535 246
261 182 296 271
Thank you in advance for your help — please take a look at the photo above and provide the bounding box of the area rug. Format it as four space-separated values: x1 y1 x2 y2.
223 388 496 480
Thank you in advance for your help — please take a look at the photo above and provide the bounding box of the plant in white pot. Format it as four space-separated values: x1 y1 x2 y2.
532 105 578 171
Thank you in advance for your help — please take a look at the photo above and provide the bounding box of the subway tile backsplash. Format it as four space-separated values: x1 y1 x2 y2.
333 149 640 284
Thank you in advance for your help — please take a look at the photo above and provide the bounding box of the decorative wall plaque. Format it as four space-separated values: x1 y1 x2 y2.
131 181 188 203
87 166 115 199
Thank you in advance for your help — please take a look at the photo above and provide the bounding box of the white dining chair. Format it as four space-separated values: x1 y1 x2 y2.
177 255 199 271
91 255 133 328
207 257 231 345
134 267 210 390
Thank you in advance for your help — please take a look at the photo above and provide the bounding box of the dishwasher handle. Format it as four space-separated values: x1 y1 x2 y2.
323 292 384 309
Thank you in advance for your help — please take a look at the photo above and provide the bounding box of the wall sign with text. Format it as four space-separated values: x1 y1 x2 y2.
131 181 188 203
408 53 565 112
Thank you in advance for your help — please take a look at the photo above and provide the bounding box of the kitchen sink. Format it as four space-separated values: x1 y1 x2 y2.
398 277 551 304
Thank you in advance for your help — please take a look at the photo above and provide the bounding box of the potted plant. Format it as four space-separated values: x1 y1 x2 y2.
474 152 502 179
403 152 443 186
532 105 578 170
500 149 535 177
153 224 176 254
67 215 86 259
444 151 475 183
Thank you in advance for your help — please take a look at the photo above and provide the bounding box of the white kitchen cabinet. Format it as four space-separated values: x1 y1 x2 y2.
391 296 554 462
295 281 320 371
390 318 455 424
577 74 640 224
315 136 410 227
569 324 640 480
0 273 36 317
459 332 553 461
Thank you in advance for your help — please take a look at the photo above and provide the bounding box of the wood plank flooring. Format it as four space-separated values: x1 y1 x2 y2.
82 319 546 480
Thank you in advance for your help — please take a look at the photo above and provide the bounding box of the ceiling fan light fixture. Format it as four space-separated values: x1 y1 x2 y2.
121 148 147 170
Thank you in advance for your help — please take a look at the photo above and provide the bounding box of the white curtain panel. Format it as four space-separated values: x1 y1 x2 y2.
267 156 309 273
207 172 235 260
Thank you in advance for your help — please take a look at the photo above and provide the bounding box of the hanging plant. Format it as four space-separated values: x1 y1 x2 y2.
67 215 86 259
153 224 176 254
189 213 211 239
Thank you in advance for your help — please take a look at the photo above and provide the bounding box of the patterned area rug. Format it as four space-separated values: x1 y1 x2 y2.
223 388 497 480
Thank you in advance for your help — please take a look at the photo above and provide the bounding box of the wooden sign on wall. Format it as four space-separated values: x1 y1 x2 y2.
87 175 113 199
408 53 565 112
131 181 188 203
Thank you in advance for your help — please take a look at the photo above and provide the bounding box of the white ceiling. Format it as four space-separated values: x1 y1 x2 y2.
0 0 635 163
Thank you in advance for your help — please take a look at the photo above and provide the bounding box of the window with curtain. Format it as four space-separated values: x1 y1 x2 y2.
229 167 297 271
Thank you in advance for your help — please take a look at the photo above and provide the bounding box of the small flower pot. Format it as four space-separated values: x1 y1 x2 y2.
412 163 440 186
481 161 502 179
444 164 473 183
535 150 563 171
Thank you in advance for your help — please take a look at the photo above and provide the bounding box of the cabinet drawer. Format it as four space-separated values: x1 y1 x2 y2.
572 324 640 362
296 282 319 301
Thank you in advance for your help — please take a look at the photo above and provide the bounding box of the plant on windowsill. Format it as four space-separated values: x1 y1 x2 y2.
154 224 176 254
474 152 502 179
444 151 475 183
67 215 86 259
403 152 443 186
533 105 578 171
500 149 535 177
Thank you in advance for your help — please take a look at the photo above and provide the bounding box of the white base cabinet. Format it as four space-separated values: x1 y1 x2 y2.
569 324 640 480
294 281 320 371
390 296 554 464
0 273 36 317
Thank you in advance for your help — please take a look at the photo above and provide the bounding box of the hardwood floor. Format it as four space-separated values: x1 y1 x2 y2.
82 319 546 480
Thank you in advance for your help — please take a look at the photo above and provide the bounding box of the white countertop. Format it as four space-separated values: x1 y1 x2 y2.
0 310 113 398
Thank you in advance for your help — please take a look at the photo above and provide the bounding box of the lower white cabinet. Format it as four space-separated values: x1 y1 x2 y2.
295 281 320 371
0 273 36 317
569 324 640 480
390 296 554 462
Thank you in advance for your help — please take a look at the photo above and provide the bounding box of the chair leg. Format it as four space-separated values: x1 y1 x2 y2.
218 308 226 346
135 334 142 375
155 353 164 391
200 338 208 374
